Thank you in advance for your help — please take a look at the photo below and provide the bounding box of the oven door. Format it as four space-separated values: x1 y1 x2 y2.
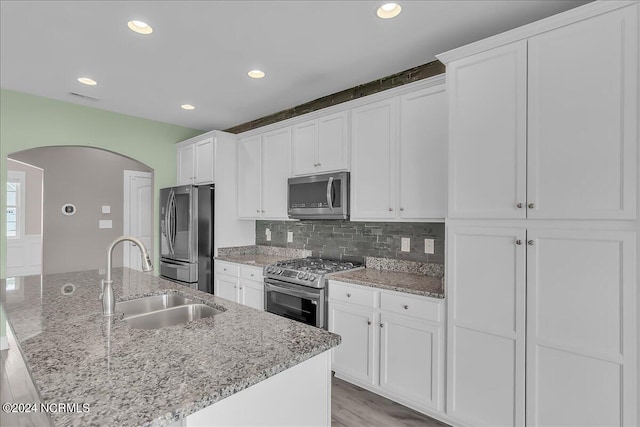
264 279 325 329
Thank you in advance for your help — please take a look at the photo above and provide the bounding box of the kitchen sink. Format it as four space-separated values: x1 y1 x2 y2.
122 304 222 330
115 294 193 317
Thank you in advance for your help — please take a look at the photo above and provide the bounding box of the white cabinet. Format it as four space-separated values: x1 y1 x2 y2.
446 226 636 427
237 128 291 220
351 85 447 221
292 111 349 176
447 5 637 220
329 280 445 415
177 137 215 185
214 260 265 311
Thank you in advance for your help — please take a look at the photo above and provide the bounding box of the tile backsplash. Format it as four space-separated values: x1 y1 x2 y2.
256 220 444 264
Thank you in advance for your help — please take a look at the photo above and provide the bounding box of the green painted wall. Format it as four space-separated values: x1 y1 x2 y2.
0 89 203 278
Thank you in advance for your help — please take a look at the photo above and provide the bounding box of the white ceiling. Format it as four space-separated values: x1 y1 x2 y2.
1 0 590 131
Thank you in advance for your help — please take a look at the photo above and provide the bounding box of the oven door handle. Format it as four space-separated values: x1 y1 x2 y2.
265 281 320 300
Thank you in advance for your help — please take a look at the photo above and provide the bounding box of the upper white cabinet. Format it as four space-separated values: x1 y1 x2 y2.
398 86 448 220
237 128 291 220
177 137 215 185
446 5 637 220
351 83 447 221
351 98 397 220
292 111 349 176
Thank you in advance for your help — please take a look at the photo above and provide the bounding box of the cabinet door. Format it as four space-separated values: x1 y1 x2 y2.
317 111 349 172
240 280 264 311
447 226 526 427
329 302 376 385
237 135 262 219
527 7 637 219
292 119 318 176
399 85 447 220
262 128 291 219
215 275 239 303
448 41 527 219
526 229 636 427
379 313 442 411
194 138 214 184
177 143 195 185
351 99 396 220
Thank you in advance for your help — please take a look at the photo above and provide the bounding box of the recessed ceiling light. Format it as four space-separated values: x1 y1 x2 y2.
377 3 402 19
247 69 266 79
181 104 195 110
77 77 97 86
127 20 153 35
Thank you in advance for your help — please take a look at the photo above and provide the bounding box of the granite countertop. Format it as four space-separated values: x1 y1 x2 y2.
331 268 445 299
214 253 292 268
1 268 339 427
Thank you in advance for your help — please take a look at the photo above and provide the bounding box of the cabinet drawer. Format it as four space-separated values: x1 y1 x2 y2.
215 261 239 277
240 265 263 281
380 292 441 323
330 282 375 307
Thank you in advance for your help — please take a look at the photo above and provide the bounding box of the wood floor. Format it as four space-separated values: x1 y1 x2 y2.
332 377 450 427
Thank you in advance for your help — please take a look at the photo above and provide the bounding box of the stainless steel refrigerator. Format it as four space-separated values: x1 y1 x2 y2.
159 184 214 294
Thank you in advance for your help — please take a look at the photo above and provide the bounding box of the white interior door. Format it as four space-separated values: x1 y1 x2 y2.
124 170 152 271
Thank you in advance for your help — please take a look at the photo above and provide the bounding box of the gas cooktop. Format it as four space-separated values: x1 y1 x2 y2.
264 257 364 288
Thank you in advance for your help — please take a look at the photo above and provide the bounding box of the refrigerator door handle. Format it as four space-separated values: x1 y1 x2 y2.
167 190 176 255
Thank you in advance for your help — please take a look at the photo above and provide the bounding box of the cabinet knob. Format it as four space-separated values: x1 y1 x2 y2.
367 320 372 325
403 305 409 310
527 240 535 246
223 268 227 271
346 293 351 298
256 210 260 213
317 163 321 167
261 210 265 213
388 208 393 212
233 285 237 289
250 273 254 277
528 203 535 209
516 202 523 209
380 324 384 328
400 207 404 211
515 240 523 246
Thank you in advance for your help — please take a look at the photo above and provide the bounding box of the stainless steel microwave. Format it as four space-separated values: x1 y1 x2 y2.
288 172 349 220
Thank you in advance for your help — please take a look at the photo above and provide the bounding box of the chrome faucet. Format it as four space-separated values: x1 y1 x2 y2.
102 235 153 316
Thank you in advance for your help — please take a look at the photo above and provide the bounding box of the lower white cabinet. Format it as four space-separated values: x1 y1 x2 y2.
329 280 445 416
214 260 264 311
446 225 637 427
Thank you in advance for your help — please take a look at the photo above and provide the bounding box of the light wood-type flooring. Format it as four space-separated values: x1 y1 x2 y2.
332 376 450 427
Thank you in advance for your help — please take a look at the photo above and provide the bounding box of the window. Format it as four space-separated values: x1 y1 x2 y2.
6 170 25 239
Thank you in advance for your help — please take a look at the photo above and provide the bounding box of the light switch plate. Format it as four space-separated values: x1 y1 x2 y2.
287 231 293 243
266 228 271 241
401 237 410 252
101 205 111 214
99 220 112 229
424 239 435 254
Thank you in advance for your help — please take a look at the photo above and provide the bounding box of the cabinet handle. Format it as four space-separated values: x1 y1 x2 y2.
239 286 243 290
400 207 404 211
317 163 321 167
516 202 523 209
528 203 535 209
346 293 351 298
223 268 227 271
527 240 535 246
515 240 523 246
233 285 237 289
403 305 409 310
380 324 384 328
261 210 265 213
250 273 254 277
256 210 260 213
367 320 371 325
388 208 393 212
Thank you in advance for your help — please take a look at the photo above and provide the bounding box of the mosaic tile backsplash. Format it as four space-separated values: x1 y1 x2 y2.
255 220 444 265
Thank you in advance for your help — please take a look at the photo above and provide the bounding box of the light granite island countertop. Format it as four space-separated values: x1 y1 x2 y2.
0 268 339 427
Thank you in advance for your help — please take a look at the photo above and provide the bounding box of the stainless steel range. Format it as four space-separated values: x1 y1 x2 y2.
264 258 363 329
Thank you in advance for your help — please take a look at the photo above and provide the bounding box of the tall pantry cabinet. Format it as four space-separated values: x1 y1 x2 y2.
437 2 639 427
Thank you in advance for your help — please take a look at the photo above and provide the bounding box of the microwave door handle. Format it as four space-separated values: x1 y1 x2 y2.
326 177 334 211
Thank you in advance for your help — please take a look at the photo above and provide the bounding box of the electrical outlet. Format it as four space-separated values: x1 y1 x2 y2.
265 228 271 241
424 239 435 254
401 237 410 252
287 231 293 243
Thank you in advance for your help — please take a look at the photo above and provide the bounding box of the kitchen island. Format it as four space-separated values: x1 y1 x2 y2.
1 268 339 426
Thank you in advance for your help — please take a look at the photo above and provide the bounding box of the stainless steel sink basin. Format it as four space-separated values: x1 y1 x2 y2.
123 304 222 330
115 294 192 317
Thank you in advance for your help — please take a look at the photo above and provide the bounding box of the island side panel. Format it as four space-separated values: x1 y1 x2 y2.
186 351 331 426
